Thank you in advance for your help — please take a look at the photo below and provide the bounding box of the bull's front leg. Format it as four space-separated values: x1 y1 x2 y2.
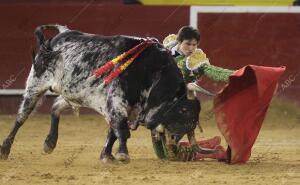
113 119 131 163
100 120 130 163
104 86 131 163
100 127 117 163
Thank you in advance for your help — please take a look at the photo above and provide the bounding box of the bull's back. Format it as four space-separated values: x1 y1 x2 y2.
49 32 143 108
52 32 118 81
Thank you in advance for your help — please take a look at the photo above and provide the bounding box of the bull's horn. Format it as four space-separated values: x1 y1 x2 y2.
186 82 216 97
155 124 165 133
187 131 217 154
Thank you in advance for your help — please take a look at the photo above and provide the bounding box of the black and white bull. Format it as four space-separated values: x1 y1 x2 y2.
0 25 216 162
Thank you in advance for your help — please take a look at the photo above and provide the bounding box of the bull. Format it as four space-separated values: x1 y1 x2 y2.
0 25 217 162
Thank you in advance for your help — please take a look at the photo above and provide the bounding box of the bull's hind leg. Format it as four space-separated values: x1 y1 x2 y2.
100 127 117 163
0 88 47 159
44 96 70 154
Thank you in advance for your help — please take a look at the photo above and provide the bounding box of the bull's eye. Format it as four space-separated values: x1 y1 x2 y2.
179 108 187 114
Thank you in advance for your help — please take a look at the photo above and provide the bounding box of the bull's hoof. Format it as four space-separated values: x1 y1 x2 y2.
43 142 54 154
0 140 11 160
43 136 57 154
0 145 9 160
0 145 5 160
100 151 116 163
115 153 130 163
100 153 115 164
0 153 8 160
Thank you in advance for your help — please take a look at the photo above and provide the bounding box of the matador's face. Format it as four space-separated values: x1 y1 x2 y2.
177 39 198 57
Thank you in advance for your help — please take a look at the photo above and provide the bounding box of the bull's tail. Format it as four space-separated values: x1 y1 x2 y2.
34 24 69 48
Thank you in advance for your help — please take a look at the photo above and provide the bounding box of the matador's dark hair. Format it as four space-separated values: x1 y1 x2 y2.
177 26 200 43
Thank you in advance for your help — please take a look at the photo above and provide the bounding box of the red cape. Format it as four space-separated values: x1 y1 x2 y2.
214 65 285 164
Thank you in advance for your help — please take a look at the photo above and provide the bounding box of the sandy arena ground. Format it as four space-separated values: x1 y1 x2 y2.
0 100 300 185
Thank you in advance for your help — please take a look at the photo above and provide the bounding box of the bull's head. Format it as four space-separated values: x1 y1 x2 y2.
150 82 217 159
158 96 200 136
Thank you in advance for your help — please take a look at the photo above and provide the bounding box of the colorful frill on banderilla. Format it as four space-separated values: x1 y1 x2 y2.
93 39 157 85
